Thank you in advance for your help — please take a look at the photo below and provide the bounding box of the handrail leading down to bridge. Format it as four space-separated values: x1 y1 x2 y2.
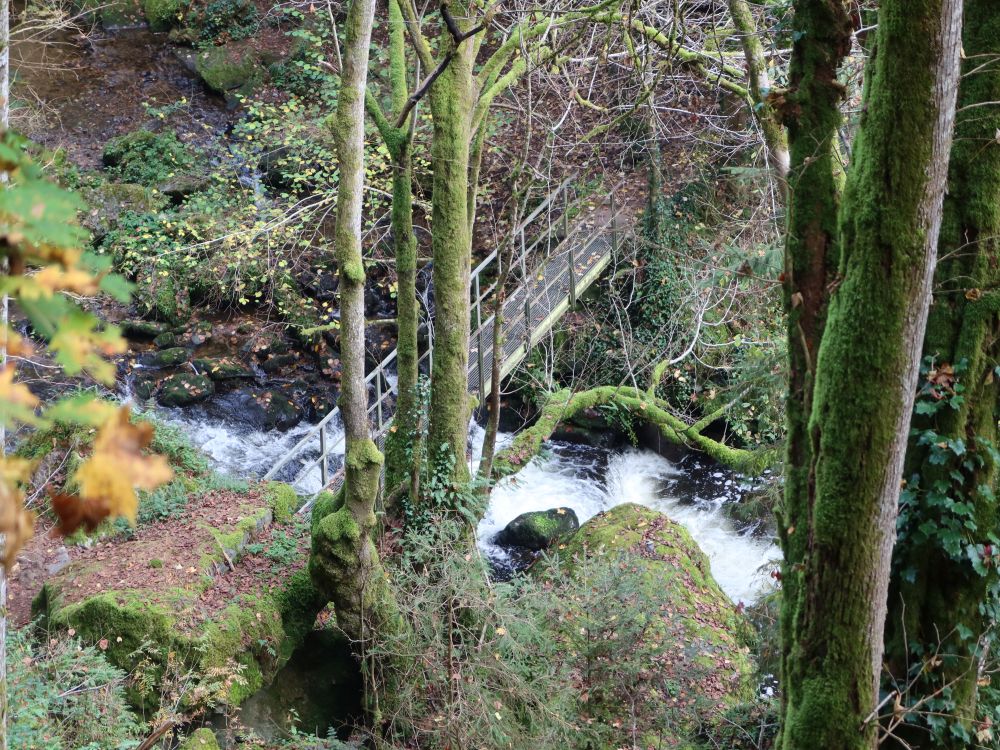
263 176 630 502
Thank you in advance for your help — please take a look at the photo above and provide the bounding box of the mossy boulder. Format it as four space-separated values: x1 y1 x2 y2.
141 346 188 368
32 486 323 711
158 373 214 407
495 507 579 550
153 331 177 348
122 319 168 340
142 0 184 31
539 503 755 744
195 44 261 98
179 728 221 750
193 357 254 381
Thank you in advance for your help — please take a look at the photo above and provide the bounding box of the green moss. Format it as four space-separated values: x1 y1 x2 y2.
157 373 215 407
195 45 261 96
543 503 755 732
265 482 297 523
142 0 183 30
273 568 326 660
179 728 221 750
310 488 344 535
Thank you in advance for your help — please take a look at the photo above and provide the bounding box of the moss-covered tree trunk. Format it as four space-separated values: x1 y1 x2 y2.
374 0 420 497
776 0 853 729
427 29 476 484
779 1 964 748
311 0 398 647
882 3 1000 745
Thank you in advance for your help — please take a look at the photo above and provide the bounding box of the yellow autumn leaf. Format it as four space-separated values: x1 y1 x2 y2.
0 364 40 426
74 407 173 524
33 265 100 296
0 478 34 570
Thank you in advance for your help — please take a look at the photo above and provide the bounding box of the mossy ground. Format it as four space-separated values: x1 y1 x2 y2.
28 478 318 710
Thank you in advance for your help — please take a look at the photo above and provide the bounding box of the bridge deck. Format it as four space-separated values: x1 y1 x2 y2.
263 182 629 498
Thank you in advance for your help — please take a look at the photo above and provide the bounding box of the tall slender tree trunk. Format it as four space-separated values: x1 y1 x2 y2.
427 34 476 484
379 0 420 499
1 0 11 742
780 1 964 748
883 2 1000 745
310 0 398 649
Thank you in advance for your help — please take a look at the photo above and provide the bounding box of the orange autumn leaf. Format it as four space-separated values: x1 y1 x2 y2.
68 407 173 529
0 364 40 426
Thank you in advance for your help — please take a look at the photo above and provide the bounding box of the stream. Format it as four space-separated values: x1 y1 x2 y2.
151 403 777 605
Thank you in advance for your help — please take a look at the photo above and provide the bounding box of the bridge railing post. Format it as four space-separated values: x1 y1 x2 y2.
477 325 486 397
319 427 328 488
611 192 619 250
375 369 384 433
568 243 577 305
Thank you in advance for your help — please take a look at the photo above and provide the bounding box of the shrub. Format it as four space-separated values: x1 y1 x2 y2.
102 130 197 186
8 628 144 750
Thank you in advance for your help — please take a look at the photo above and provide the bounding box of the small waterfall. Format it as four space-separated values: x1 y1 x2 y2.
477 441 778 604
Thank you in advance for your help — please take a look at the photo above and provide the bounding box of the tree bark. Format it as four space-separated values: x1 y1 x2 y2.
777 0 853 724
311 0 399 648
779 1 964 748
377 0 421 500
426 15 476 484
882 2 1000 745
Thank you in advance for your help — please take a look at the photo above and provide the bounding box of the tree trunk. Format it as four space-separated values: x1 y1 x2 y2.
779 2 964 749
777 0 853 723
427 29 476 484
380 0 420 500
310 0 398 647
883 2 1000 745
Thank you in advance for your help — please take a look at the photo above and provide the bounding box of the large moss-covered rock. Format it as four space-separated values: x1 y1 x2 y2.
142 0 184 31
495 507 579 550
193 357 254 381
179 728 221 750
540 503 754 745
158 373 214 407
32 484 322 710
195 44 261 98
140 346 189 368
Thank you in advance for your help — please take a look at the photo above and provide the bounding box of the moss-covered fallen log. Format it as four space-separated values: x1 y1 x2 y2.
493 387 776 477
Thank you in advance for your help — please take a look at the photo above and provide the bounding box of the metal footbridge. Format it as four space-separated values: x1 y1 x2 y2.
263 176 630 496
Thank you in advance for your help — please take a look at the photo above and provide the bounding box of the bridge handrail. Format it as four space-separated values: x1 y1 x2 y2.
266 175 625 495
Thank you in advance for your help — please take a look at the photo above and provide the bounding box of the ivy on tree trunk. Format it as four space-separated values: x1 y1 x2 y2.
882 1 1000 745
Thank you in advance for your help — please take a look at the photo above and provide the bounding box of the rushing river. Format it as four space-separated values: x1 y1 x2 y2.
478 439 777 604
146 402 777 604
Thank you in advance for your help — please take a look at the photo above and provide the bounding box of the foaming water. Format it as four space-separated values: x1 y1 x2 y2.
152 408 346 495
478 441 778 604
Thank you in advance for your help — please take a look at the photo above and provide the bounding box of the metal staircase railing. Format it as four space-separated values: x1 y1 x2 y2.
263 176 629 498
